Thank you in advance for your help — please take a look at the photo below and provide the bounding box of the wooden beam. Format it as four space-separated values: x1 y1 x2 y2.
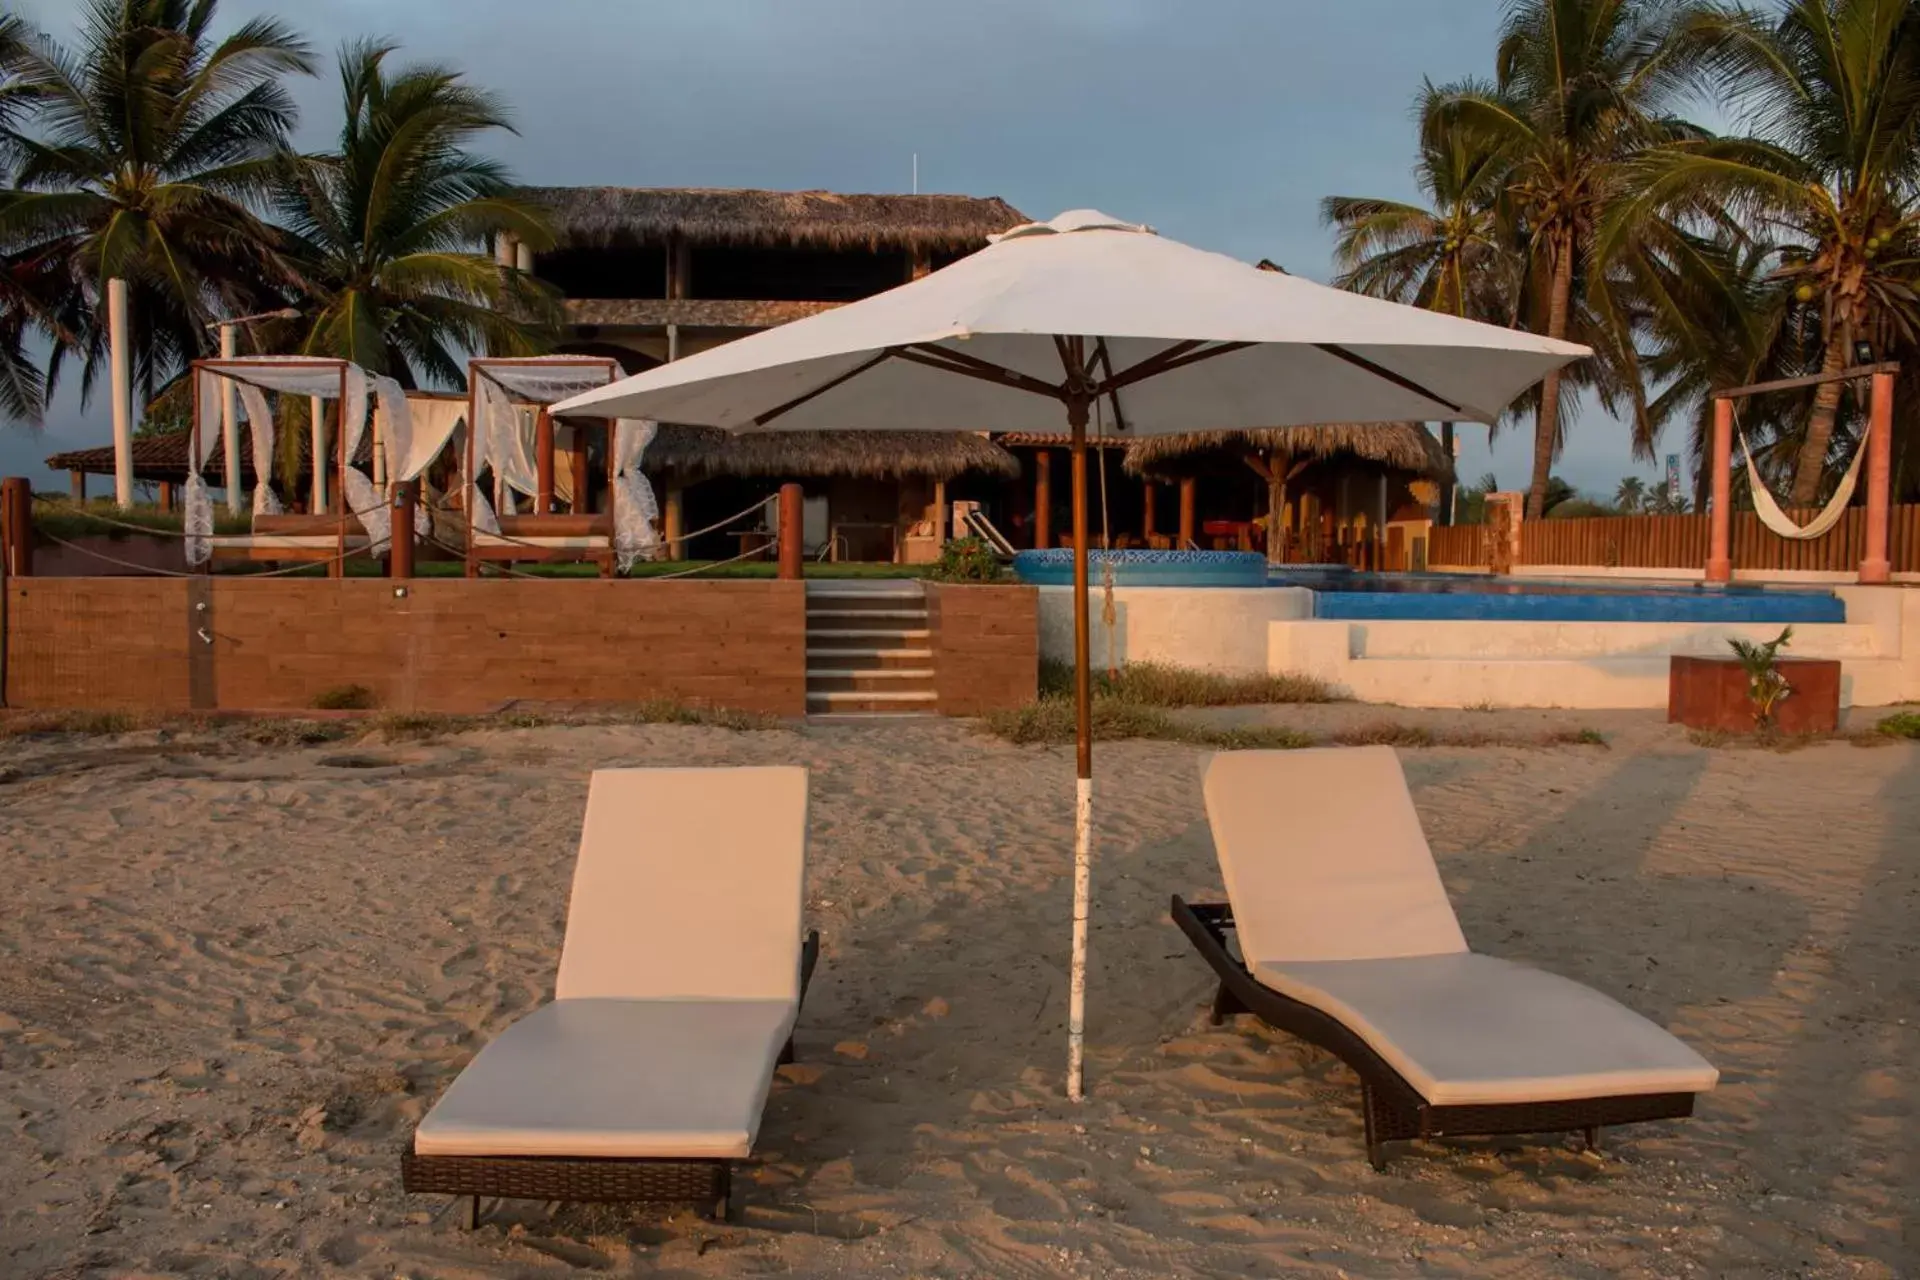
899 344 1065 399
1035 450 1052 549
1314 344 1466 414
1179 477 1196 550
1718 362 1900 400
755 350 898 426
535 410 555 514
69 470 84 503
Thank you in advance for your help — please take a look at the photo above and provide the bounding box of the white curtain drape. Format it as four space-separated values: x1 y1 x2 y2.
476 377 539 500
237 385 283 517
612 418 663 571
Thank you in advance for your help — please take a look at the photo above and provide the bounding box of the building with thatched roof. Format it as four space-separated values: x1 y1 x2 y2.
646 427 1018 563
488 185 1031 560
1121 424 1454 565
505 187 1027 370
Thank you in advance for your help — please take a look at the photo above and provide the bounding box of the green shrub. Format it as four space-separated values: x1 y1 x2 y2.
927 536 1002 583
1876 711 1920 740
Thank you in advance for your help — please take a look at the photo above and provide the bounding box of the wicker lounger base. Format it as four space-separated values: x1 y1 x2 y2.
403 931 821 1225
1171 897 1697 1170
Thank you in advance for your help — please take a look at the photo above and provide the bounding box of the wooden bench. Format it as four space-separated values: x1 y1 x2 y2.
469 513 615 577
211 513 371 576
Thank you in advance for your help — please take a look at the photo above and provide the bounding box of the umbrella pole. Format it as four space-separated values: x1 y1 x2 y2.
1067 394 1093 1101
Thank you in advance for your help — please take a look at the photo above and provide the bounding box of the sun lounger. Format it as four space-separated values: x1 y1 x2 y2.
402 766 820 1222
1171 747 1716 1169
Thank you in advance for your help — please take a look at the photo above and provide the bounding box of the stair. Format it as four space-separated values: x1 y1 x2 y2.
805 582 937 716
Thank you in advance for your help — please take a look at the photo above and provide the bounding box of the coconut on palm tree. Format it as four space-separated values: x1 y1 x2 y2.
264 41 558 386
0 0 313 501
1616 0 1920 506
1323 82 1520 525
1427 0 1702 520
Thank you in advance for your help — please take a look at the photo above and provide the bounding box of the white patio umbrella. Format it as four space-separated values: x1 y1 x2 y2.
553 209 1588 1100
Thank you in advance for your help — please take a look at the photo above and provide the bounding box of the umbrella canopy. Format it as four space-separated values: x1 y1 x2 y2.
555 209 1583 434
554 210 1586 1101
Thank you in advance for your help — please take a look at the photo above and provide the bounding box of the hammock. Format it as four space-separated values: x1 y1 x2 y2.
1736 411 1870 541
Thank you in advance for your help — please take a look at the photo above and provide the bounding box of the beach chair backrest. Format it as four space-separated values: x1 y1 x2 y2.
556 766 808 1002
1203 747 1467 963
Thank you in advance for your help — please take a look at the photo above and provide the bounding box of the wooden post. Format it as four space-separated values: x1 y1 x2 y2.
933 479 948 547
1035 450 1053 549
1860 370 1895 584
69 470 84 503
390 480 416 579
2 477 32 577
571 435 591 514
1707 397 1733 584
535 410 555 514
310 396 328 514
1179 477 1196 550
158 481 175 513
1142 480 1157 543
664 484 685 560
777 483 804 579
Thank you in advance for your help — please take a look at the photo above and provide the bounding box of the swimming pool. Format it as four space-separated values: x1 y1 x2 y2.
1010 551 1845 624
1285 570 1846 624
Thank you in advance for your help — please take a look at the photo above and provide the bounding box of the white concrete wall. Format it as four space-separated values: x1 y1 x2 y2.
1042 582 1920 710
1037 586 1312 675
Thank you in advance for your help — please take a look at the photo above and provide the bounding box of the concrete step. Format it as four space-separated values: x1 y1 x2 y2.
807 670 937 696
806 607 929 621
806 689 940 712
1348 619 1887 662
806 646 935 668
803 624 933 643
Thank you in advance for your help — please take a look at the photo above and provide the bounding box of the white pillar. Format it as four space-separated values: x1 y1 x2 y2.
493 232 515 267
108 278 134 508
219 323 242 514
515 242 533 273
310 396 327 513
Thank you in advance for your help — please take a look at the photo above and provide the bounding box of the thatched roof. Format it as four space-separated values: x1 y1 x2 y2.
994 432 1131 450
47 429 371 485
646 427 1018 482
521 187 1028 253
1123 424 1454 481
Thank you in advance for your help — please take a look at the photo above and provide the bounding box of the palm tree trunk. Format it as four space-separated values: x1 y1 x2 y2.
1788 329 1850 507
1437 422 1455 526
1527 232 1575 521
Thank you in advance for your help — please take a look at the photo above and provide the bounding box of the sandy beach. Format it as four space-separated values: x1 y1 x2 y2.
2 711 1915 1278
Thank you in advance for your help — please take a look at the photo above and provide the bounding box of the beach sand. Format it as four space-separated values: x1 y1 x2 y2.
1 712 1915 1278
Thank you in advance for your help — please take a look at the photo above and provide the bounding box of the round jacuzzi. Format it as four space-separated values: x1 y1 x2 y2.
1011 549 1270 588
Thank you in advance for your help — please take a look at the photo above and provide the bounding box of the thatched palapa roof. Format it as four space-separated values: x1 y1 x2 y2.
521 187 1028 253
47 429 370 485
646 427 1018 482
1123 424 1454 481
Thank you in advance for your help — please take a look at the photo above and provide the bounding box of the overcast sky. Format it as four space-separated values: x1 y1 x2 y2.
3 0 1677 500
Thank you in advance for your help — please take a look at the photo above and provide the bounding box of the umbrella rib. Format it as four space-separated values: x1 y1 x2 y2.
1314 344 1465 414
753 350 898 426
1100 341 1253 395
896 344 1064 400
1093 339 1130 435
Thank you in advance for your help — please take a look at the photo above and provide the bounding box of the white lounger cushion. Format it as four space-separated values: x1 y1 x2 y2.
1252 953 1720 1106
558 767 808 1002
414 999 797 1159
1206 747 1468 963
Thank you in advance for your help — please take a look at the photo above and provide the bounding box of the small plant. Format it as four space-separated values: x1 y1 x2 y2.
928 536 1002 583
1727 627 1794 730
312 684 377 711
1876 711 1920 740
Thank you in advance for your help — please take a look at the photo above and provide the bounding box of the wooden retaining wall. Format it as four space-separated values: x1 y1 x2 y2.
925 583 1039 716
2 578 808 715
1430 504 1920 573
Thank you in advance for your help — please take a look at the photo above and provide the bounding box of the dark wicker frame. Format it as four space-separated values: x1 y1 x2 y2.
1171 897 1698 1170
403 930 822 1224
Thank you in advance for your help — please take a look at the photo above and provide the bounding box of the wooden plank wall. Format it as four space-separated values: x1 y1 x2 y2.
4 579 808 714
926 583 1038 715
1429 504 1920 573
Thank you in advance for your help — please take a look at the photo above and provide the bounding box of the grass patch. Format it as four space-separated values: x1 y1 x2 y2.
982 696 1336 752
1331 721 1435 748
1545 727 1610 748
239 719 354 748
1876 711 1920 740
312 684 377 711
1038 659 1336 707
367 701 784 742
0 709 148 737
31 498 252 541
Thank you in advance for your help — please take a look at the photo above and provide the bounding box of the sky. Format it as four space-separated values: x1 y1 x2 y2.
3 0 1678 502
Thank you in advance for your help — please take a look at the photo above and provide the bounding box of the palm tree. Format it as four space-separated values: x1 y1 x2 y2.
1614 475 1648 511
1322 83 1520 525
1615 0 1920 506
1428 0 1702 520
264 41 557 386
0 0 312 499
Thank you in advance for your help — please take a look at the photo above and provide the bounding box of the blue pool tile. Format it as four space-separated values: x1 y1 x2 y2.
1311 590 1844 624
